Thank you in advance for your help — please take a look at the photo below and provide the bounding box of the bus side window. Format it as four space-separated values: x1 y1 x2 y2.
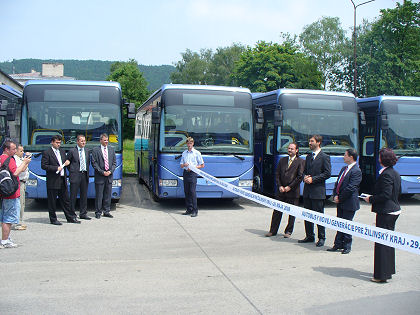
266 134 274 155
363 136 374 156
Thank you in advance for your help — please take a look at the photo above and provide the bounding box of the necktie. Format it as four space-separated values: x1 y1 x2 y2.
54 149 64 176
336 166 348 194
79 148 86 171
312 152 316 160
103 147 109 171
288 158 293 168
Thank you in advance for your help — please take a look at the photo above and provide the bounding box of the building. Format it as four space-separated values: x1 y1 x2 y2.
9 62 75 85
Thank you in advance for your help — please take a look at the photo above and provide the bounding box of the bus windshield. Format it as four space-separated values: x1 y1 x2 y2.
23 85 122 151
382 100 420 156
278 94 358 155
160 89 252 154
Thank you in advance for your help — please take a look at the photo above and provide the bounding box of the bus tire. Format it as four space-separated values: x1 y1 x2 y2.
138 161 144 184
111 198 120 204
253 175 261 193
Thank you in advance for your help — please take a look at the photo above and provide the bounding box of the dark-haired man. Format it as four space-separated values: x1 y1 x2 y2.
41 135 80 225
0 140 31 248
299 135 331 247
327 148 362 254
265 142 304 238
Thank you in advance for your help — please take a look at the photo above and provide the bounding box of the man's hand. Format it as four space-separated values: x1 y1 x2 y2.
333 196 339 203
304 175 313 184
279 186 285 193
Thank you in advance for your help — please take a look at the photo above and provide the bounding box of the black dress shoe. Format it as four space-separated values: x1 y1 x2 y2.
298 237 315 243
103 213 113 218
95 213 101 219
316 239 325 247
50 220 62 225
79 215 91 220
182 211 192 215
327 246 343 252
67 218 81 224
190 212 198 217
341 249 351 254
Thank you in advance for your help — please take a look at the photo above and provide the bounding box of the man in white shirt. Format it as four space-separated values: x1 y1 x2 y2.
180 137 204 217
12 144 30 230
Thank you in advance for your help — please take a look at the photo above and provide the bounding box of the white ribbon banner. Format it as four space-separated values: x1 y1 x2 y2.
190 166 420 256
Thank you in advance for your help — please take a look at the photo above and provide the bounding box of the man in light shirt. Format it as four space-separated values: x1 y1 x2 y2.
180 137 204 217
12 144 30 230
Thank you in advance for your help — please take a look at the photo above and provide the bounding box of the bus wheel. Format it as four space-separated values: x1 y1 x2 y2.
111 198 120 204
151 192 160 202
253 175 261 193
137 160 144 184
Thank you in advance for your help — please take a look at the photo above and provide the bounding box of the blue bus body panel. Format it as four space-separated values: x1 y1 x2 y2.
26 153 123 199
157 154 253 199
394 157 420 194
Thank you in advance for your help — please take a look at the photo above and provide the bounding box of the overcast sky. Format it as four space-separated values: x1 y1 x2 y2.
1 0 402 65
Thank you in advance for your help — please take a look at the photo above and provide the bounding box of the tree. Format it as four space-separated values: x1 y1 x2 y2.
170 44 245 86
232 41 322 92
170 49 212 84
352 0 420 96
209 43 245 86
299 16 350 90
107 59 149 139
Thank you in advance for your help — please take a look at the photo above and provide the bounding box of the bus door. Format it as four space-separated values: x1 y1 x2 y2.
359 104 378 193
262 108 275 195
150 107 161 197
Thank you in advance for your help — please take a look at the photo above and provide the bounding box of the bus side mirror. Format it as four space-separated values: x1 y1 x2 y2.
256 108 263 124
127 103 136 119
359 111 366 125
6 102 15 121
274 109 282 126
381 113 389 130
152 108 160 124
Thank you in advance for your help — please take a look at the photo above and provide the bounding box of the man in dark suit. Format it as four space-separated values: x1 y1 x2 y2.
41 135 80 225
299 135 331 247
91 133 116 219
265 142 304 238
67 134 91 220
327 148 362 254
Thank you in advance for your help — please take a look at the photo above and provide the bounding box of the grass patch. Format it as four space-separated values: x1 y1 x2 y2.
123 139 135 175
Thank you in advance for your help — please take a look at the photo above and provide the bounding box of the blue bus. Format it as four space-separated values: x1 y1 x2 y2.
252 89 358 197
21 80 132 202
0 84 21 152
134 84 254 200
357 95 420 195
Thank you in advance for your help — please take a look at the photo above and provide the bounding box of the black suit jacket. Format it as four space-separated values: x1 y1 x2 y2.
41 147 68 189
91 145 116 184
66 146 90 183
275 156 304 199
303 150 331 199
333 164 362 211
369 167 401 214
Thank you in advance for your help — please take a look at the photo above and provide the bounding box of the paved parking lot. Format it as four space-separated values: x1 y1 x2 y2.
1 177 419 314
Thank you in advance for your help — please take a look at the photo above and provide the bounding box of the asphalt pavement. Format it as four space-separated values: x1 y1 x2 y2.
1 177 419 314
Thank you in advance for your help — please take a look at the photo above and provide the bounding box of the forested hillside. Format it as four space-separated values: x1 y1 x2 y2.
0 59 175 91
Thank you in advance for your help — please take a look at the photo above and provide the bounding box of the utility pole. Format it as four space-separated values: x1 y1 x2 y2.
351 0 375 97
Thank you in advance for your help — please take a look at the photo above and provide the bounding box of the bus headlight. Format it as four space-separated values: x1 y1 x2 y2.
112 179 122 187
238 180 253 187
159 179 178 187
26 179 38 187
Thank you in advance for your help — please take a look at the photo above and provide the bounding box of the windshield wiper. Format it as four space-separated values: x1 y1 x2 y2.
233 154 245 161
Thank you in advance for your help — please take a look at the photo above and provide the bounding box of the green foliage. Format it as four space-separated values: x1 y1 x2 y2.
123 139 135 174
351 0 420 96
232 41 322 92
0 59 174 91
107 59 150 140
299 17 350 90
170 44 245 86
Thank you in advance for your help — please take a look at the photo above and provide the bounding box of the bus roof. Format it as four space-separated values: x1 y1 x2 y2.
160 84 251 93
0 85 22 98
356 95 420 103
24 80 121 90
252 88 355 100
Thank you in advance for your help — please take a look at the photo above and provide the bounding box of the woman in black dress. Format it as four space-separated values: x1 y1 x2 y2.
363 148 401 283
